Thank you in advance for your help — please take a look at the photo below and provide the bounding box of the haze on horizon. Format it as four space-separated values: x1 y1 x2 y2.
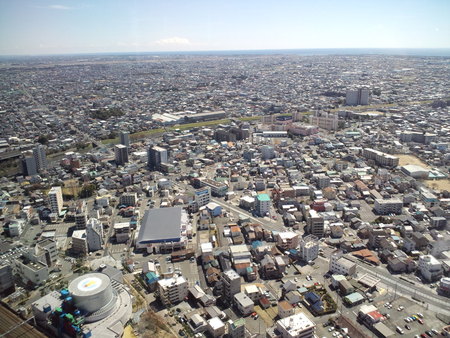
1 0 449 56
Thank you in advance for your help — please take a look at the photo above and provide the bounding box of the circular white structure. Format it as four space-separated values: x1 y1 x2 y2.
68 273 113 314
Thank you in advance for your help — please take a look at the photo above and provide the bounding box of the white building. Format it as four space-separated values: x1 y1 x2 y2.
221 269 241 299
8 219 25 237
310 112 338 130
278 300 295 319
329 252 356 276
362 148 399 167
374 198 403 215
15 257 49 285
207 317 225 338
72 229 88 255
157 275 188 306
114 223 130 243
299 235 319 262
275 312 316 338
86 218 103 252
195 187 211 207
48 186 63 215
418 255 443 282
233 292 254 316
256 193 271 216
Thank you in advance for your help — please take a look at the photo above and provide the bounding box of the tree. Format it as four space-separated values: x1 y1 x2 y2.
79 184 96 198
37 134 49 145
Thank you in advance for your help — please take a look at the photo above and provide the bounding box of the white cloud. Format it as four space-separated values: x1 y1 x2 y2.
155 37 191 46
49 5 73 10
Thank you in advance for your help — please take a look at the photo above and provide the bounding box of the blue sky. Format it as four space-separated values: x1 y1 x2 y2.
0 0 449 55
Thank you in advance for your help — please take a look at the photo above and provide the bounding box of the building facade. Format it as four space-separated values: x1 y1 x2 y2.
48 186 63 215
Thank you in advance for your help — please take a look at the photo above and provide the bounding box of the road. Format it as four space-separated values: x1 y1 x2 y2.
318 255 450 315
211 197 286 232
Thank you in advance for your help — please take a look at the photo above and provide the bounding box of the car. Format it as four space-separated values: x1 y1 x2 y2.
387 304 393 309
396 326 404 334
405 325 411 330
384 302 390 307
253 315 259 320
385 313 391 319
250 312 257 317
417 313 424 318
421 334 428 338
418 318 424 324
425 331 434 337
328 328 333 332
431 329 439 335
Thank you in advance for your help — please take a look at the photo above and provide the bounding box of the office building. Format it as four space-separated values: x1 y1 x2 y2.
306 209 325 238
199 178 228 197
114 144 129 165
120 131 130 147
346 88 369 106
195 187 211 207
256 193 271 216
119 193 137 207
48 186 63 216
148 145 168 170
275 312 316 338
15 256 49 285
310 112 338 130
35 239 58 267
74 200 88 229
329 252 356 276
86 218 103 252
157 275 188 306
299 235 319 262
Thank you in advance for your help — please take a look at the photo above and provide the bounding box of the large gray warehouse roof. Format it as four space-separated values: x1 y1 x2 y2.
137 206 182 244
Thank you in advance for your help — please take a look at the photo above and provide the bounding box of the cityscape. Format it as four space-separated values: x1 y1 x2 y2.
1 1 450 338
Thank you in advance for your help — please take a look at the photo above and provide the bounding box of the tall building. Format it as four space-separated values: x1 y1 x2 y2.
309 112 338 130
114 144 129 165
21 151 37 176
195 187 211 207
74 201 88 229
299 235 319 262
86 218 103 252
221 269 241 300
260 145 275 160
346 88 369 106
72 229 88 255
0 265 14 295
48 186 63 216
148 145 168 170
120 131 130 147
33 145 48 172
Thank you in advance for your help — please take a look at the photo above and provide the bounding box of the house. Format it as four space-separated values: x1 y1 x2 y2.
278 300 295 318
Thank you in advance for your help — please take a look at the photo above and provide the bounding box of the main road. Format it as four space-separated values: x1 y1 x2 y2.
318 255 450 315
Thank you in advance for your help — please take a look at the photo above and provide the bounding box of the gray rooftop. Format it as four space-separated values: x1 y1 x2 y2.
137 207 183 244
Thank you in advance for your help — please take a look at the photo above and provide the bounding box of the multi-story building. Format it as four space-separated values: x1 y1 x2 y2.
277 231 300 250
275 312 316 338
306 209 325 238
299 235 319 262
48 186 63 216
227 318 245 338
329 252 356 276
418 255 443 282
374 198 403 215
33 144 48 172
114 223 131 243
261 145 275 160
310 112 338 130
439 277 450 297
199 178 228 197
74 200 88 229
119 193 138 207
114 144 129 165
120 131 130 147
233 292 254 316
0 265 14 295
21 151 37 176
362 148 399 167
148 145 168 170
86 218 103 252
71 229 88 255
35 239 58 267
195 187 211 207
256 193 271 216
221 269 241 300
157 275 188 306
346 88 369 106
278 300 295 319
15 256 49 285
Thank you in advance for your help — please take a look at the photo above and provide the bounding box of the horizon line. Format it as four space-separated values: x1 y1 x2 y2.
1 47 450 58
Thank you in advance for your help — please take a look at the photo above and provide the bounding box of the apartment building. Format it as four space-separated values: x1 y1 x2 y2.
418 255 443 282
256 193 271 216
374 198 403 215
157 275 188 306
329 252 356 276
48 186 63 215
362 148 399 167
275 312 316 338
299 235 319 262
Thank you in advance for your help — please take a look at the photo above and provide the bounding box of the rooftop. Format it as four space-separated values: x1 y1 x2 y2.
137 207 183 244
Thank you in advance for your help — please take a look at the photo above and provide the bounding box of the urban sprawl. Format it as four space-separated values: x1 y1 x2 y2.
0 53 449 338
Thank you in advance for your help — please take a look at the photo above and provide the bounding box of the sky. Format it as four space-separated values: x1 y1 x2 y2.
0 0 449 55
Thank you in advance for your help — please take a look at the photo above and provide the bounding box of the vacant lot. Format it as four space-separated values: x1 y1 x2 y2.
396 154 431 168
